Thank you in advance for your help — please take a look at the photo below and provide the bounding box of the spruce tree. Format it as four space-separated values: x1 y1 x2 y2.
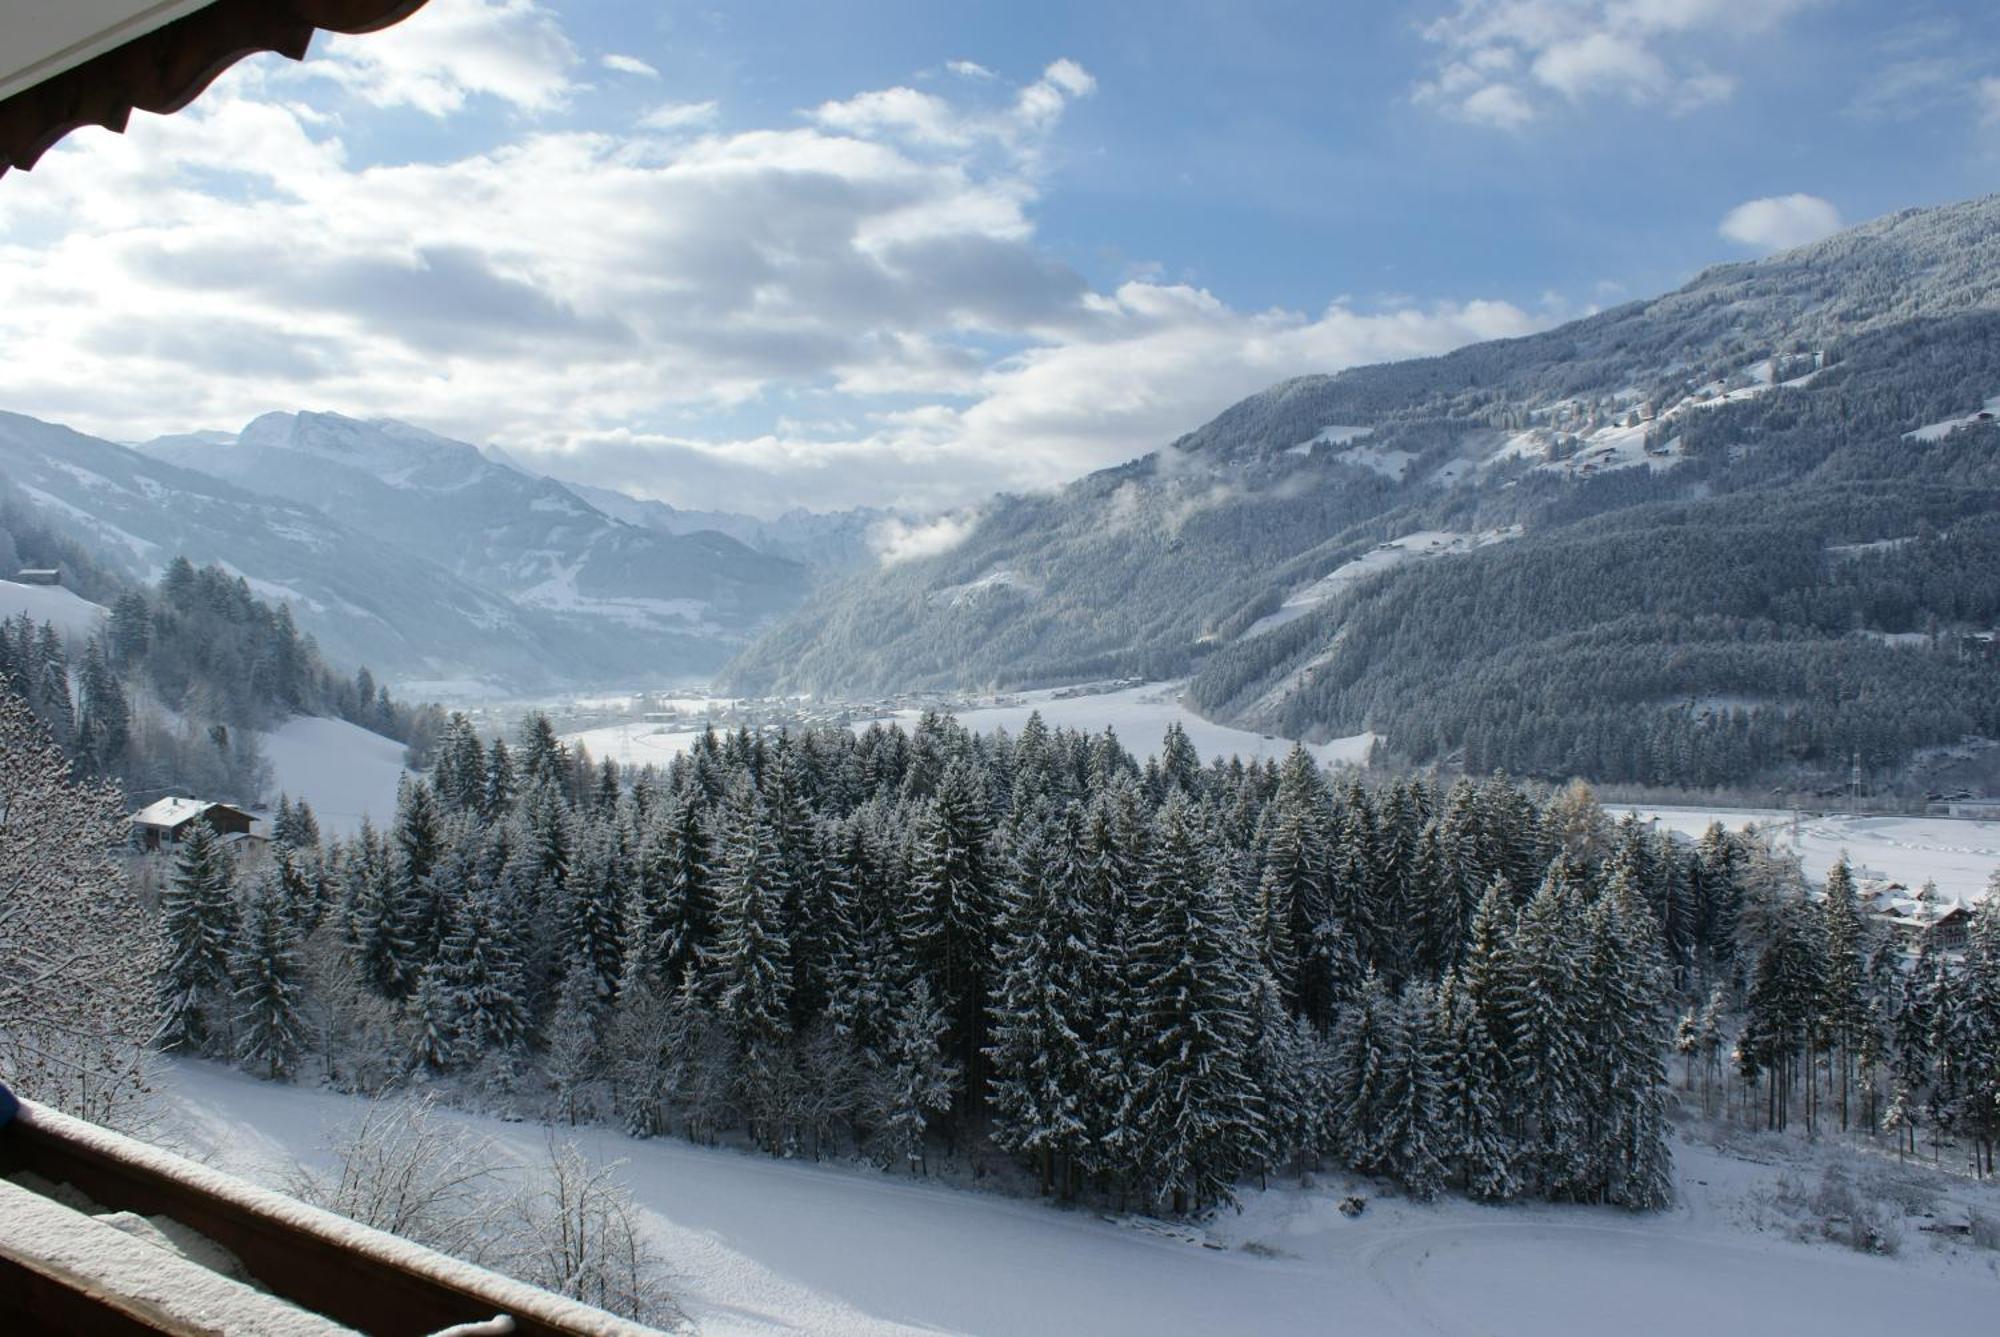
986 814 1097 1195
882 977 959 1175
709 780 793 1143
1124 793 1263 1212
231 867 306 1080
158 818 239 1054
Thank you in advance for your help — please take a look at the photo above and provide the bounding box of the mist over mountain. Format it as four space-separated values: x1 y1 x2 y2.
724 196 2000 788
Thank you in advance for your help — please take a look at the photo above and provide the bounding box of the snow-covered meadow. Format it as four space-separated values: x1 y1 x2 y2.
0 576 108 643
163 1060 2000 1337
257 715 411 838
1611 804 2000 906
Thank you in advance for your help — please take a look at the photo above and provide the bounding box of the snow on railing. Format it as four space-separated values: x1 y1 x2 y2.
0 1098 665 1336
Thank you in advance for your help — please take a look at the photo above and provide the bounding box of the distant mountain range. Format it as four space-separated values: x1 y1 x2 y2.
723 194 2000 789
0 410 883 694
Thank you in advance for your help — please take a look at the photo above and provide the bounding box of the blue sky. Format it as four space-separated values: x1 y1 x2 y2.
1 0 1996 513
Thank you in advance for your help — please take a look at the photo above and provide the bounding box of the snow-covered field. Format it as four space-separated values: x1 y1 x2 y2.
258 716 410 837
567 682 1376 774
1611 804 2000 905
0 577 108 643
162 1060 2000 1337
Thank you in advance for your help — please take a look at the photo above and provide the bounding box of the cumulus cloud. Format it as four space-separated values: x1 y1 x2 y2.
296 0 579 114
1416 0 1813 128
601 53 659 79
0 34 1540 515
1717 193 1843 252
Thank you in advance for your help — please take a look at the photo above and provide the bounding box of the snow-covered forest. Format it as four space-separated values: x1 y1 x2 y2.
135 704 2000 1220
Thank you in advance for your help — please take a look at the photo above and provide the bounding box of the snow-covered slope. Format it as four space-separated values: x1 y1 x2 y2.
167 1059 2000 1337
257 716 410 838
0 578 107 643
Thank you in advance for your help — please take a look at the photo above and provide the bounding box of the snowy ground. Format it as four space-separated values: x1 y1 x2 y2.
161 1061 2000 1337
257 716 411 838
1610 804 2000 905
567 682 1376 775
0 577 108 643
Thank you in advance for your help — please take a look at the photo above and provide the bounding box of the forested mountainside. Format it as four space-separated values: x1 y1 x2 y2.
0 511 435 804
725 196 2000 789
0 410 805 691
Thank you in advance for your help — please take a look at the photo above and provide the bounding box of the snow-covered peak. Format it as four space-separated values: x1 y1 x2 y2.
235 411 489 488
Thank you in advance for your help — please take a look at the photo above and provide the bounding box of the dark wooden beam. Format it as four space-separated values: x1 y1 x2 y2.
0 0 433 177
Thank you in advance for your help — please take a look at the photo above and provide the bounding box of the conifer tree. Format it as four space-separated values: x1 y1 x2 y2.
438 874 528 1057
986 814 1097 1195
1331 970 1398 1173
709 780 793 1127
1373 984 1447 1201
902 759 995 1098
482 737 517 817
565 819 626 1003
1499 868 1589 1195
1125 794 1263 1212
1434 969 1517 1199
231 867 306 1080
406 962 457 1076
158 818 239 1053
882 977 959 1174
1819 857 1868 1131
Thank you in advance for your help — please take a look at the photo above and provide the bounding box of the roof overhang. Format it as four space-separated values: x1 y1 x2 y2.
0 0 431 177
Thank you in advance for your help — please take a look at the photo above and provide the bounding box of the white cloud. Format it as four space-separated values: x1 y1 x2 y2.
0 45 1538 515
601 53 659 79
870 512 981 564
1416 0 1814 127
1717 193 1843 252
638 99 719 131
946 60 995 80
297 0 578 114
811 58 1096 159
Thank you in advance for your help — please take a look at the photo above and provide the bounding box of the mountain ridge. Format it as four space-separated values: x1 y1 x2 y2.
721 194 2000 788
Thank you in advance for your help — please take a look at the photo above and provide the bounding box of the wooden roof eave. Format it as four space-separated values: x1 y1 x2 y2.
0 0 432 177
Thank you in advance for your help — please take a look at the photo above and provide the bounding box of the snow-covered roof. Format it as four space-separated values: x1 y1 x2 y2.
131 796 209 828
129 796 248 828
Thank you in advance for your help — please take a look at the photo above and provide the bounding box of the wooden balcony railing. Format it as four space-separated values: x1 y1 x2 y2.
0 1097 664 1336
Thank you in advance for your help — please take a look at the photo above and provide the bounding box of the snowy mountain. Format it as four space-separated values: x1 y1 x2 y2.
140 411 809 649
724 194 2000 789
558 479 892 573
0 412 754 692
